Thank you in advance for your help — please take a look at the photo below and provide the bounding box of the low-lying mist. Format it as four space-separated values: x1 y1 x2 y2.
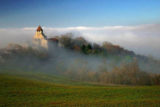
0 24 160 85
0 34 160 85
0 24 160 59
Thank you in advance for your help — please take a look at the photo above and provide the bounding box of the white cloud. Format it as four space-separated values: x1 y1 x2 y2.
0 24 160 59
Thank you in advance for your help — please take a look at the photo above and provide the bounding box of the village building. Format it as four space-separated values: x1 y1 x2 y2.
33 25 59 50
33 25 48 49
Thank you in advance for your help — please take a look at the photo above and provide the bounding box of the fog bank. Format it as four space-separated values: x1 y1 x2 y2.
0 24 160 59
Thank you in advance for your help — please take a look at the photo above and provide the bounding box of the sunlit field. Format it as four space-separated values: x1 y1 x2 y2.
0 71 160 107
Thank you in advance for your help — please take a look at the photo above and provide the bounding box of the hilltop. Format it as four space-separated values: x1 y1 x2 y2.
0 33 160 85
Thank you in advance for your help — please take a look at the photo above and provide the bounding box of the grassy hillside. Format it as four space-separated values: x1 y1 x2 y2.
0 71 160 107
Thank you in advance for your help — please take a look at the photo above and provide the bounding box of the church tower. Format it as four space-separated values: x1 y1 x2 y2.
33 25 48 49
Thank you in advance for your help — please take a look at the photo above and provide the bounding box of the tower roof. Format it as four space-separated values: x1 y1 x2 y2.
37 25 43 31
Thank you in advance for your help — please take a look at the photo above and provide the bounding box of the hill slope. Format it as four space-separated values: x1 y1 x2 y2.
0 72 160 107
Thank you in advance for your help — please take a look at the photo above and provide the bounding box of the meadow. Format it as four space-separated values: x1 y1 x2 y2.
0 71 160 107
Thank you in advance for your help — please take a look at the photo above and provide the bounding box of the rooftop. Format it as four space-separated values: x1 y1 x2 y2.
37 25 43 31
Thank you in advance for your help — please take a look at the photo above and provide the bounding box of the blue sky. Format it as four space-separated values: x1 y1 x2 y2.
0 0 160 58
0 0 160 28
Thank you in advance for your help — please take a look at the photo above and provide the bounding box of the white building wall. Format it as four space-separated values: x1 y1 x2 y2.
33 31 48 49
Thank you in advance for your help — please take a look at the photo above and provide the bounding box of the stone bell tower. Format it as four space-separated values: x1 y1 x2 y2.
33 25 48 49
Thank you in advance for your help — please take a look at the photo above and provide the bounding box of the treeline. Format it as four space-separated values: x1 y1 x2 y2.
53 33 135 57
52 34 160 74
0 44 48 60
61 60 160 85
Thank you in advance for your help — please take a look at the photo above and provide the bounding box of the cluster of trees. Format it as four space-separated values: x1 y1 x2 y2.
47 34 160 85
0 44 48 68
60 60 160 85
55 34 134 57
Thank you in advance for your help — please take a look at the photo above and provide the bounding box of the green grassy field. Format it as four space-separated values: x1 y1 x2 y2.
0 71 160 107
